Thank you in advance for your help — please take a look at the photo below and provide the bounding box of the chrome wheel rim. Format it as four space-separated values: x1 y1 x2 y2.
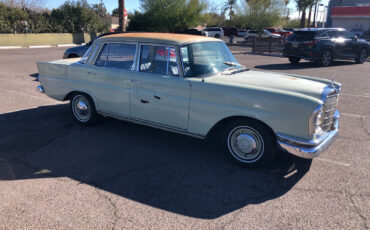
322 51 332 66
72 95 91 122
227 126 264 163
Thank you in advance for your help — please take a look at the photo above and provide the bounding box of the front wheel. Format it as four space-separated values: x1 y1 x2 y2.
222 119 276 167
70 93 97 126
288 57 301 64
355 49 368 64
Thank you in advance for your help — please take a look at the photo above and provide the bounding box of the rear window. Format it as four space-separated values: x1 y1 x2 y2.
288 31 316 41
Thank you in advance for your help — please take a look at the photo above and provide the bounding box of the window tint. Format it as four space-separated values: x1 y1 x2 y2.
139 45 178 76
106 43 136 70
95 44 108 67
341 31 355 39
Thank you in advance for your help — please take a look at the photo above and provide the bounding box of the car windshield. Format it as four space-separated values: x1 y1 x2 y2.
264 30 272 34
180 42 243 77
79 45 92 64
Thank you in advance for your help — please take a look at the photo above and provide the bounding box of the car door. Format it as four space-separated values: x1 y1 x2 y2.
87 42 137 116
129 44 191 130
340 31 359 58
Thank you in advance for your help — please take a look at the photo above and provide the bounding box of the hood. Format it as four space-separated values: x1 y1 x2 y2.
206 70 328 100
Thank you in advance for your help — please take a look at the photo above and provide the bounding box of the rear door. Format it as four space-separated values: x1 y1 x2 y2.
88 42 137 116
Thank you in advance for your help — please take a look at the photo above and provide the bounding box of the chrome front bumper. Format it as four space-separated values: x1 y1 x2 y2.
277 110 339 159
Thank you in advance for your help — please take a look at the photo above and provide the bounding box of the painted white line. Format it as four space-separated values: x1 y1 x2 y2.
0 46 22 49
341 93 370 98
341 113 364 118
57 44 77 47
315 158 350 167
28 45 53 48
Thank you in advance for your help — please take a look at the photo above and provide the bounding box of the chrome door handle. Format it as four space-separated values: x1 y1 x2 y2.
129 80 142 84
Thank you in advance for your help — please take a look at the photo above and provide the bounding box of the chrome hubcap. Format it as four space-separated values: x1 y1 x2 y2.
227 126 264 163
72 95 91 122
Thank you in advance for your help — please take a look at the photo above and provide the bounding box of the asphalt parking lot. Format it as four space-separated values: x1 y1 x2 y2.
0 47 369 229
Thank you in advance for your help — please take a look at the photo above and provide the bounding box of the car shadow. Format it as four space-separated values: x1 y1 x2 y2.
0 104 312 219
255 60 356 70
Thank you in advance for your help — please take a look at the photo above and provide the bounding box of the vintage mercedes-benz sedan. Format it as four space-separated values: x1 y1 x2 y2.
36 33 341 167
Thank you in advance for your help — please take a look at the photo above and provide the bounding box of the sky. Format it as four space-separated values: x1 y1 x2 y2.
45 0 329 19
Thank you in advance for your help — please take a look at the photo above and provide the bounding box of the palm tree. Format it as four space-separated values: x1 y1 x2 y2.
222 0 238 20
296 0 315 28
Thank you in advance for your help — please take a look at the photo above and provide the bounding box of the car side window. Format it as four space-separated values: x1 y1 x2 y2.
139 45 178 76
95 44 108 67
106 43 136 70
341 31 355 39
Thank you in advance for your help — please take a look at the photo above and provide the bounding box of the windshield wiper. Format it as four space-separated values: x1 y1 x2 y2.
223 62 247 69
221 62 249 75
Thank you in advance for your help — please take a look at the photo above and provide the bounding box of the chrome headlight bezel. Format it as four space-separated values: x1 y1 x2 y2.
309 104 324 136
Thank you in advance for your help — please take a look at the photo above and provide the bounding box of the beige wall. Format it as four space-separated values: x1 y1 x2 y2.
332 18 370 32
0 33 100 47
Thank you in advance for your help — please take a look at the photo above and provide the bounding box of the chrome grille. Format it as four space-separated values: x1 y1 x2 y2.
321 89 339 132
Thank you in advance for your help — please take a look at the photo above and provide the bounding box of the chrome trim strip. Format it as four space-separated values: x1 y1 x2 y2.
277 110 340 159
97 110 205 139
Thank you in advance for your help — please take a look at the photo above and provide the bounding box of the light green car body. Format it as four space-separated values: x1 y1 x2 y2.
37 33 341 159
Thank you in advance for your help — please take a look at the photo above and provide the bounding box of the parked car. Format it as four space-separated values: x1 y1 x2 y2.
266 27 293 37
283 28 370 66
244 29 281 42
180 28 203 36
222 27 238 36
202 27 224 38
237 29 247 37
36 33 341 167
63 32 123 59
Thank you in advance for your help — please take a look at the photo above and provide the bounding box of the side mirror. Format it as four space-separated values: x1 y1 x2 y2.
353 36 358 41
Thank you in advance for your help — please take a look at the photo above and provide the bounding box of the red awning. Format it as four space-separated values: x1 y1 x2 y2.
331 6 370 17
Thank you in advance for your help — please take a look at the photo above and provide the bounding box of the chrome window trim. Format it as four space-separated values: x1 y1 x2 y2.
137 43 180 77
93 41 138 71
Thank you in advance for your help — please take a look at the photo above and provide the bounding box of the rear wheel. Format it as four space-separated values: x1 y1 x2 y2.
320 49 333 67
215 34 220 38
355 49 368 64
70 93 97 126
222 119 276 167
288 57 301 64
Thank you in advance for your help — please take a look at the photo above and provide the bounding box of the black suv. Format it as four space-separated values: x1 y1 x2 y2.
283 28 370 66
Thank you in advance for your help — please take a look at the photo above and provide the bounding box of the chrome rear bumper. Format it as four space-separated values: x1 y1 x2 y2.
277 111 339 159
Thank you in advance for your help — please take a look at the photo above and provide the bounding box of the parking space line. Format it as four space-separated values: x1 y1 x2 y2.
315 158 350 167
341 113 365 118
341 93 370 98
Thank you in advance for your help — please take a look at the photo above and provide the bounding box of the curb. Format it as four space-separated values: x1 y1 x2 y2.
57 44 77 47
28 45 53 48
0 46 22 49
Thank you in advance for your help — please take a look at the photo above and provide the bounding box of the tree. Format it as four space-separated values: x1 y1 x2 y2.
243 0 283 31
295 0 315 28
128 0 207 32
222 0 238 20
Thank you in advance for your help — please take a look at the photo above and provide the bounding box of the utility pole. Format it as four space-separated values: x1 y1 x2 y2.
118 0 126 32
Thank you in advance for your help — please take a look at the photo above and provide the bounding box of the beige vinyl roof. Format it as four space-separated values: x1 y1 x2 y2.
101 32 220 45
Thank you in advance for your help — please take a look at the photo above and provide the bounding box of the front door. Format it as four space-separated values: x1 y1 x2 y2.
129 44 191 130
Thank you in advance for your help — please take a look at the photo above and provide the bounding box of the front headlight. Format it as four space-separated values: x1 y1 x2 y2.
309 105 324 137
